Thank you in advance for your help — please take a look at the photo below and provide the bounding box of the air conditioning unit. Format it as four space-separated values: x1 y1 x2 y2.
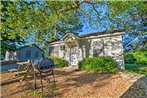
60 45 65 50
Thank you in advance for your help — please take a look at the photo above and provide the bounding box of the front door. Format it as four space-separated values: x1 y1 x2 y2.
70 47 79 66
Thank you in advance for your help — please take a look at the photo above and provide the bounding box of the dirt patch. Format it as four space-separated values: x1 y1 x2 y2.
1 68 146 98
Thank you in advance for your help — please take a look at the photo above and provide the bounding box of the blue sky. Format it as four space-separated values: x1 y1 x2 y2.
77 3 113 35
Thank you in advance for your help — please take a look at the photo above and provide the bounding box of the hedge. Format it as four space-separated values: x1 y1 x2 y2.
124 50 147 65
124 53 137 64
47 56 68 67
79 56 118 72
133 51 147 65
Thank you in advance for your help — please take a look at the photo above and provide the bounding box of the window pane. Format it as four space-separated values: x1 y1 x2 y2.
26 51 31 58
35 51 39 58
49 46 59 57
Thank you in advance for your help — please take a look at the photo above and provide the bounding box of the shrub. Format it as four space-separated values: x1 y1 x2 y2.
133 51 147 65
47 56 68 67
79 56 118 72
124 53 137 64
124 50 147 65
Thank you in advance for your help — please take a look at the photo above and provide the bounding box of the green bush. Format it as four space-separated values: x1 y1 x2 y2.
133 51 147 65
124 50 147 65
124 53 137 64
79 56 118 72
48 56 68 67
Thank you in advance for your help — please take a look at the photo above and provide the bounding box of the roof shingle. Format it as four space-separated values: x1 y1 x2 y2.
47 29 124 43
79 29 124 38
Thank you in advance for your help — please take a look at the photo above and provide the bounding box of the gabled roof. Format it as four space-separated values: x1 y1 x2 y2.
61 33 81 40
79 29 124 38
47 29 124 44
17 44 42 52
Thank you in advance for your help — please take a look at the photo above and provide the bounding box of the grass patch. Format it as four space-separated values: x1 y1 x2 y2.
125 64 147 75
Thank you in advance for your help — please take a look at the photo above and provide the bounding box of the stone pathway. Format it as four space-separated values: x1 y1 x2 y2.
120 73 147 98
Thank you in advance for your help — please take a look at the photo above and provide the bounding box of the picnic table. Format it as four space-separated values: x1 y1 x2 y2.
14 61 34 81
14 59 55 93
17 61 30 66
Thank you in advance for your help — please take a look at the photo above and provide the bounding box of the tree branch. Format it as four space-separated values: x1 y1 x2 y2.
92 4 100 20
57 1 84 13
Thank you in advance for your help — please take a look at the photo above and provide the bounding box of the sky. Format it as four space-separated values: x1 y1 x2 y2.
78 3 110 35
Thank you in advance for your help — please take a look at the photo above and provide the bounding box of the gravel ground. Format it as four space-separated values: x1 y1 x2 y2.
1 68 146 98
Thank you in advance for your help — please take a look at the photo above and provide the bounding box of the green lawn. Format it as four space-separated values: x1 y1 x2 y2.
125 64 147 75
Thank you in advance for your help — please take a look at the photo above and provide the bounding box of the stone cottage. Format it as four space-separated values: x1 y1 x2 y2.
46 30 125 69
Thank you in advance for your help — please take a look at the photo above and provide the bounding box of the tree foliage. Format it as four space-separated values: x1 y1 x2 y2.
108 1 147 17
0 1 25 56
1 0 147 52
1 1 82 47
107 1 147 50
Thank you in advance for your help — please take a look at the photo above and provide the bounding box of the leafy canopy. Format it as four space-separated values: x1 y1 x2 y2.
1 0 146 52
1 1 82 46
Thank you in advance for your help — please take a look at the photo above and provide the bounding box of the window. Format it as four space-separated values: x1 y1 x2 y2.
26 51 31 58
35 51 39 58
60 45 65 50
49 46 59 57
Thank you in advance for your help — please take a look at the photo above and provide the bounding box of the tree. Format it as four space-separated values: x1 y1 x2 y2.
0 1 25 57
1 0 146 52
107 1 147 50
1 1 83 46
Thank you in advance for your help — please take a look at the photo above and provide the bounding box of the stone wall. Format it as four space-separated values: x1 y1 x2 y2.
90 35 124 69
47 32 124 69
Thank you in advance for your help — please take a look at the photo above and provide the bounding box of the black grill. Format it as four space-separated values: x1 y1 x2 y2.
31 58 55 93
32 58 54 72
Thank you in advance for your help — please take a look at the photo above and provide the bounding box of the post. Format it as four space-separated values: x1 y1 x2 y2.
40 72 43 93
33 72 37 90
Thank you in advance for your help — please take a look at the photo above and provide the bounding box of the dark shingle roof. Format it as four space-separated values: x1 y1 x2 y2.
79 29 124 38
47 29 124 43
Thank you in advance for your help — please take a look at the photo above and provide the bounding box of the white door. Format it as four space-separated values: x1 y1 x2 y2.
70 47 79 66
70 54 78 65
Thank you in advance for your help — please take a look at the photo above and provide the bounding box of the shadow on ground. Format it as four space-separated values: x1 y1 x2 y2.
55 69 112 86
46 69 113 98
1 68 118 98
120 76 147 98
125 64 147 75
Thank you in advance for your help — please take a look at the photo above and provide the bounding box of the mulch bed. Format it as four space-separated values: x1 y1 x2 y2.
1 68 146 98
